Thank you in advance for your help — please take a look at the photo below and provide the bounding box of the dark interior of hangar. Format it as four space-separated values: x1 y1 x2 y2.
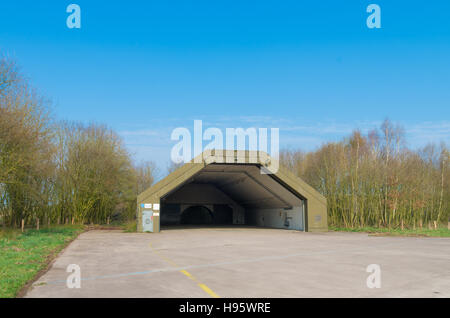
160 164 306 231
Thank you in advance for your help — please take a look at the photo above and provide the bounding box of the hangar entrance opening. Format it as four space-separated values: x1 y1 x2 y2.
159 164 306 231
180 205 214 225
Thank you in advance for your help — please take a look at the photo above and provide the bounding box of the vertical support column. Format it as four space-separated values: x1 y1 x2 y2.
303 199 308 232
152 200 161 233
137 204 143 232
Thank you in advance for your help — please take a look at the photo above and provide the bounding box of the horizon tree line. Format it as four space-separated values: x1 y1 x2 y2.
1 55 448 229
0 57 155 228
280 122 449 229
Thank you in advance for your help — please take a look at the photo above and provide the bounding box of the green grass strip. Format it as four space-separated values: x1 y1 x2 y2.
0 225 84 298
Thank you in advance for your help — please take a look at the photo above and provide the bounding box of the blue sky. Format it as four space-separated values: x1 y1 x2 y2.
1 1 449 172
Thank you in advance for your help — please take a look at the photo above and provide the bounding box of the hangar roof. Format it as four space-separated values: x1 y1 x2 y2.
165 164 303 209
137 150 326 209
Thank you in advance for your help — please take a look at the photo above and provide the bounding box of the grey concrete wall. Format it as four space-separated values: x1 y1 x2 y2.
246 206 304 231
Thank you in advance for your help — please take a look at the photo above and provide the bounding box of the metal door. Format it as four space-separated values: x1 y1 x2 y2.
142 210 154 232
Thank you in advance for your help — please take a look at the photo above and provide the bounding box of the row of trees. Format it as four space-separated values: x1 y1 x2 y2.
0 57 156 228
281 121 449 229
1 55 448 230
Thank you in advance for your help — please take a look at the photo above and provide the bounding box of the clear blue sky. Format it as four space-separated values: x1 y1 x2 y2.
1 1 449 172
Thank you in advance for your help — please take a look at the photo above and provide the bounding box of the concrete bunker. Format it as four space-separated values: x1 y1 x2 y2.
137 151 327 233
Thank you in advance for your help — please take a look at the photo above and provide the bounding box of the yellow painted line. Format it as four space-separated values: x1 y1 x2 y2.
198 283 220 298
180 270 194 279
149 241 220 298
149 242 178 266
157 254 178 267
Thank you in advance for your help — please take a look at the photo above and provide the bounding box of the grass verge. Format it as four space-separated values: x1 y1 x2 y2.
330 226 450 237
122 220 137 232
0 225 85 298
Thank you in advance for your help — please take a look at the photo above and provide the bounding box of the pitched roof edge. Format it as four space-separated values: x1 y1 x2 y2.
137 150 326 205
